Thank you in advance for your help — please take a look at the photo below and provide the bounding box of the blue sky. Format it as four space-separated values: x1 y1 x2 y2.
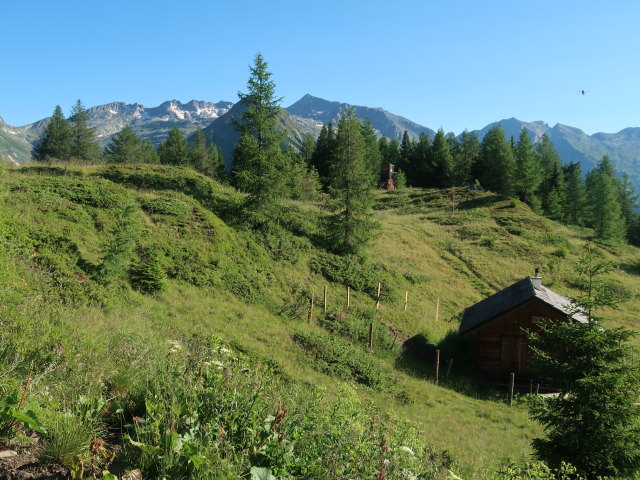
3 0 639 135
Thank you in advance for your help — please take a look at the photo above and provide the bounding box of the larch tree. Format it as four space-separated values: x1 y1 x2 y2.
33 105 71 161
514 128 542 209
562 162 586 226
586 156 625 241
190 127 225 179
361 119 383 186
68 100 100 161
430 128 454 187
158 126 190 166
232 53 287 218
453 130 479 186
475 124 515 195
104 126 143 164
535 133 565 220
326 109 378 255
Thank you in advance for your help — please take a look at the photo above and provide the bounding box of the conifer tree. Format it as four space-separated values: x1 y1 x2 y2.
586 156 625 240
326 109 378 255
140 141 160 164
562 162 586 225
410 133 431 187
33 105 71 161
68 100 100 161
361 119 383 186
159 126 190 166
104 126 143 164
527 245 640 477
475 125 515 195
299 133 316 165
190 127 225 179
398 130 413 175
514 129 542 209
232 53 286 215
383 138 402 169
311 122 336 186
618 172 639 242
430 128 454 187
535 134 565 219
452 130 479 186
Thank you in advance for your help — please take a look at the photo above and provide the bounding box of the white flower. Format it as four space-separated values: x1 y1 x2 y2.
399 446 415 455
218 347 231 355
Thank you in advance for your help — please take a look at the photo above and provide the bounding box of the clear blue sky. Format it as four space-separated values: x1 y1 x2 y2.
3 0 639 135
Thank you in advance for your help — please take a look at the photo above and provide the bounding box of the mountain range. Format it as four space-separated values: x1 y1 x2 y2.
3 94 640 189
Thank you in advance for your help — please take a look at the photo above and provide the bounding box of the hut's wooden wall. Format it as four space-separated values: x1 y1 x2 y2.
470 300 566 376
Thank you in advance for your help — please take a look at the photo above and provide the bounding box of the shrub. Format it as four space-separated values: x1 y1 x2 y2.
310 253 399 301
129 245 166 294
292 330 392 389
140 197 192 217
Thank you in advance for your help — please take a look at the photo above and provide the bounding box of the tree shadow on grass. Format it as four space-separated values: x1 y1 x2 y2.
394 331 499 399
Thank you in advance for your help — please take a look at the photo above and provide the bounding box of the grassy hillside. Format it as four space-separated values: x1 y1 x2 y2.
1 163 639 479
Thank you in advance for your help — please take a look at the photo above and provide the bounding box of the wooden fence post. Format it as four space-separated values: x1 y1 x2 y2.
444 358 454 384
369 322 374 349
376 283 382 310
309 296 314 323
323 285 328 315
434 349 440 385
435 297 440 322
403 291 408 311
508 373 515 407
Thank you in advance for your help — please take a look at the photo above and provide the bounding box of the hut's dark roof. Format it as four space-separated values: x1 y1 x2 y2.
459 277 588 334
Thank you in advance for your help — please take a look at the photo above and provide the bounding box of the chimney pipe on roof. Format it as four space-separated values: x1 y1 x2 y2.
532 267 542 288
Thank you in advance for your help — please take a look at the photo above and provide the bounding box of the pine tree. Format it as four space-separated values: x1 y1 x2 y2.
430 129 454 187
527 245 640 477
475 125 515 195
68 100 100 161
232 53 287 215
514 129 542 209
104 125 143 164
32 105 71 161
562 162 586 225
326 109 378 255
158 126 190 166
586 156 625 241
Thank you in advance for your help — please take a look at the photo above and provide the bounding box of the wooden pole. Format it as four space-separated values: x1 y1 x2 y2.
323 285 328 315
309 296 314 323
390 331 398 350
347 286 351 308
403 291 408 311
376 282 382 310
434 349 440 385
369 322 374 349
444 358 454 384
435 297 440 322
508 373 515 407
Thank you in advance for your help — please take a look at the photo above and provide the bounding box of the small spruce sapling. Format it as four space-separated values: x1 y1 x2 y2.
526 244 640 478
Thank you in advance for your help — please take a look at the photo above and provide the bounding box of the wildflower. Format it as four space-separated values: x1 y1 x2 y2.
399 446 415 455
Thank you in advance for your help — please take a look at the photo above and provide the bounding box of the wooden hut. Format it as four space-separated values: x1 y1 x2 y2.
459 273 587 377
381 163 396 190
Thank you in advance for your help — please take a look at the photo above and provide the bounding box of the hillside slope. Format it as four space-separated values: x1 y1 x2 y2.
1 164 639 478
